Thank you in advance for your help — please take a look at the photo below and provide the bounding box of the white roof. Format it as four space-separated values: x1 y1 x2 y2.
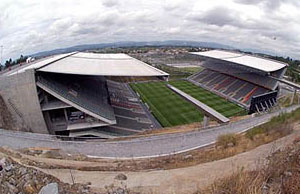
5 52 168 77
5 52 76 76
191 50 287 72
38 52 168 76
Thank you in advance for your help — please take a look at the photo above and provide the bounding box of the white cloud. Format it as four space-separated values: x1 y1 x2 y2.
0 0 300 63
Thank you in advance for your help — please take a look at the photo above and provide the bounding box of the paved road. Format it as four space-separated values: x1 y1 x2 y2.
0 105 299 159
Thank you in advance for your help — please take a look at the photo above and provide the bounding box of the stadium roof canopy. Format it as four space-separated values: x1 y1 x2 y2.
6 52 169 77
191 50 288 73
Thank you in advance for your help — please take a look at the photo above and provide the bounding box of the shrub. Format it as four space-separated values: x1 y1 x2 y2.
216 133 239 149
246 111 297 140
199 141 300 194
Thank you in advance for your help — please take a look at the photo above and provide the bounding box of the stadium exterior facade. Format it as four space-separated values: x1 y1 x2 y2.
0 52 169 137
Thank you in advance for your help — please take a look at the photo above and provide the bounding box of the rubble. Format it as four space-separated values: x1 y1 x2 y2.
0 156 91 194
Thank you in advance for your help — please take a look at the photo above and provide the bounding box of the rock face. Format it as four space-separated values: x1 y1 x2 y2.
38 183 59 194
0 156 91 194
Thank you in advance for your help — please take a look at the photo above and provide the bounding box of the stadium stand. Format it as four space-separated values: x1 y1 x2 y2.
188 50 289 112
189 69 271 107
106 80 159 133
35 73 159 137
200 60 278 90
37 72 115 122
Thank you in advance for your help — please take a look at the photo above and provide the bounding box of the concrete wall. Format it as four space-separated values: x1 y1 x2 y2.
0 69 48 133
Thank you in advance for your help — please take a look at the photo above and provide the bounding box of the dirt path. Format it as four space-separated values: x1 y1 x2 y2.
28 128 299 194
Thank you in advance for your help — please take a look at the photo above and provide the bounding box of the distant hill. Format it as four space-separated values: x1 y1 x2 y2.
31 40 235 58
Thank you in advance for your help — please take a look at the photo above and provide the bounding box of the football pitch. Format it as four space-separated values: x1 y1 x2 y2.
130 80 245 127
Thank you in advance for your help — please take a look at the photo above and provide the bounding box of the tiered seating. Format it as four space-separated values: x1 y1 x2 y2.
190 69 271 106
222 79 245 95
202 61 278 90
214 77 235 90
232 83 256 101
107 80 157 133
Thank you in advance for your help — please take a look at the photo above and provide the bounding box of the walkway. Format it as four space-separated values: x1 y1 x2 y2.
0 105 299 158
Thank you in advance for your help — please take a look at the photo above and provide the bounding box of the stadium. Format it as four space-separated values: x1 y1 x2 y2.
0 49 288 138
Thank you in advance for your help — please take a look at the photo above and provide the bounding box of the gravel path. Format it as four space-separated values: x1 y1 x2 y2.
0 105 299 158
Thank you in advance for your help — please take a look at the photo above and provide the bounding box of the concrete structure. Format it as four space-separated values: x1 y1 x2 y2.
0 69 48 133
0 52 169 137
190 50 288 113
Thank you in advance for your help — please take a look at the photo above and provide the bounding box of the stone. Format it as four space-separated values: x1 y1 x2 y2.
24 182 36 194
115 187 126 194
5 182 18 193
227 142 235 147
115 173 127 181
42 177 49 183
19 167 27 175
183 154 193 160
0 158 6 165
8 177 17 186
86 181 92 185
284 171 292 177
0 164 3 172
5 164 13 172
38 183 59 194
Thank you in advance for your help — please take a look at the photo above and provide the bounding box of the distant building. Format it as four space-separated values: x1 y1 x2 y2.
26 57 35 63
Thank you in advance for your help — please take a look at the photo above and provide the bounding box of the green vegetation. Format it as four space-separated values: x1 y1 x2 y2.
270 55 300 83
246 108 300 140
1 55 27 70
169 80 246 117
154 64 194 80
178 66 203 74
130 80 245 127
200 138 300 194
130 81 203 127
216 133 239 148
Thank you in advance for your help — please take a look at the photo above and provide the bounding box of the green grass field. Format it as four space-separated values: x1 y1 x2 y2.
169 80 245 118
130 80 245 127
130 82 203 127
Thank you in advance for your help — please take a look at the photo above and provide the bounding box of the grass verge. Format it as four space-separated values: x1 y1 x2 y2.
198 137 300 194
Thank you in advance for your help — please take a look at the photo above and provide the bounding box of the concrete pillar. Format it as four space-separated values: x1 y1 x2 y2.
290 89 296 105
272 98 276 106
264 101 269 110
44 93 48 104
255 104 261 114
64 109 69 124
260 102 266 112
203 115 210 127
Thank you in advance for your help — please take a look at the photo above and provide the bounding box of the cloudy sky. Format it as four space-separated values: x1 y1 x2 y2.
1 0 300 63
